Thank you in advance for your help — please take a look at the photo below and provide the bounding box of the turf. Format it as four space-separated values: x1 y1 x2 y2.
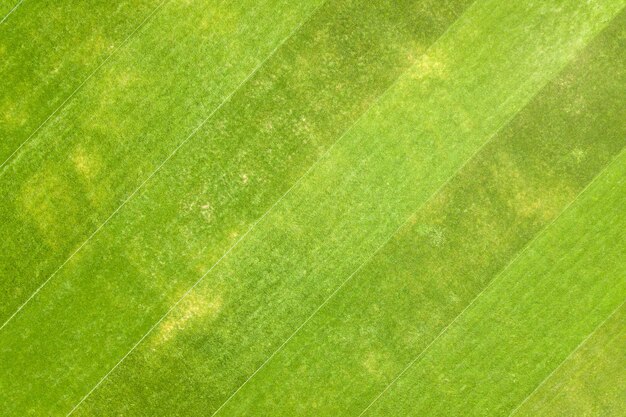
0 0 325 322
513 303 626 417
363 149 626 416
0 1 22 24
0 0 472 324
207 10 626 416
0 0 162 161
1 0 475 413
0 0 624 416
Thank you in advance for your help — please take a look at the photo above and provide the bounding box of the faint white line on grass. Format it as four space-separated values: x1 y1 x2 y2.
65 2 475 413
507 297 626 417
0 0 23 25
210 5 523 416
214 104 516 417
357 147 626 417
60 2 340 414
72 2 620 413
211 129 502 417
0 0 170 172
0 0 326 334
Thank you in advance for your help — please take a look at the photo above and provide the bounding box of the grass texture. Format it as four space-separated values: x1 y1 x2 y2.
0 0 624 416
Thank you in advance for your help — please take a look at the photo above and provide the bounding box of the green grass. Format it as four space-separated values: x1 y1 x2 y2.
0 0 624 416
0 0 162 160
0 1 23 24
0 0 471 323
364 149 626 416
208 11 626 416
514 304 626 417
0 0 327 321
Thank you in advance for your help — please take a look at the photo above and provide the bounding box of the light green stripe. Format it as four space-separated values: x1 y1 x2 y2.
514 303 626 417
215 7 626 416
366 150 626 416
0 0 324 322
0 0 162 158
0 1 474 415
61 1 625 416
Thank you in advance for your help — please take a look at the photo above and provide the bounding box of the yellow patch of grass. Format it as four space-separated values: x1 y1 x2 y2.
71 145 101 180
154 291 223 345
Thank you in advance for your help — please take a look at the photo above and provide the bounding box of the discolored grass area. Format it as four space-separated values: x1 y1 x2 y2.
0 0 162 161
212 11 625 416
0 0 326 322
0 1 624 416
364 149 626 417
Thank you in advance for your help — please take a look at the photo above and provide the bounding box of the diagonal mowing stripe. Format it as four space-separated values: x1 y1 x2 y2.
3 2 480 414
354 137 626 416
507 298 626 417
64 0 624 412
64 5 472 412
509 300 626 416
0 0 327 333
357 147 626 417
215 57 624 417
209 111 496 417
0 0 333 327
202 7 625 414
0 0 170 171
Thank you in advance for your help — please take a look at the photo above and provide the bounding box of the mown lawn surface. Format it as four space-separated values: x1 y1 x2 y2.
0 1 624 416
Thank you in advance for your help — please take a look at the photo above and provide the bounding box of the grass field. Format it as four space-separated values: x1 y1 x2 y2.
0 1 624 416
